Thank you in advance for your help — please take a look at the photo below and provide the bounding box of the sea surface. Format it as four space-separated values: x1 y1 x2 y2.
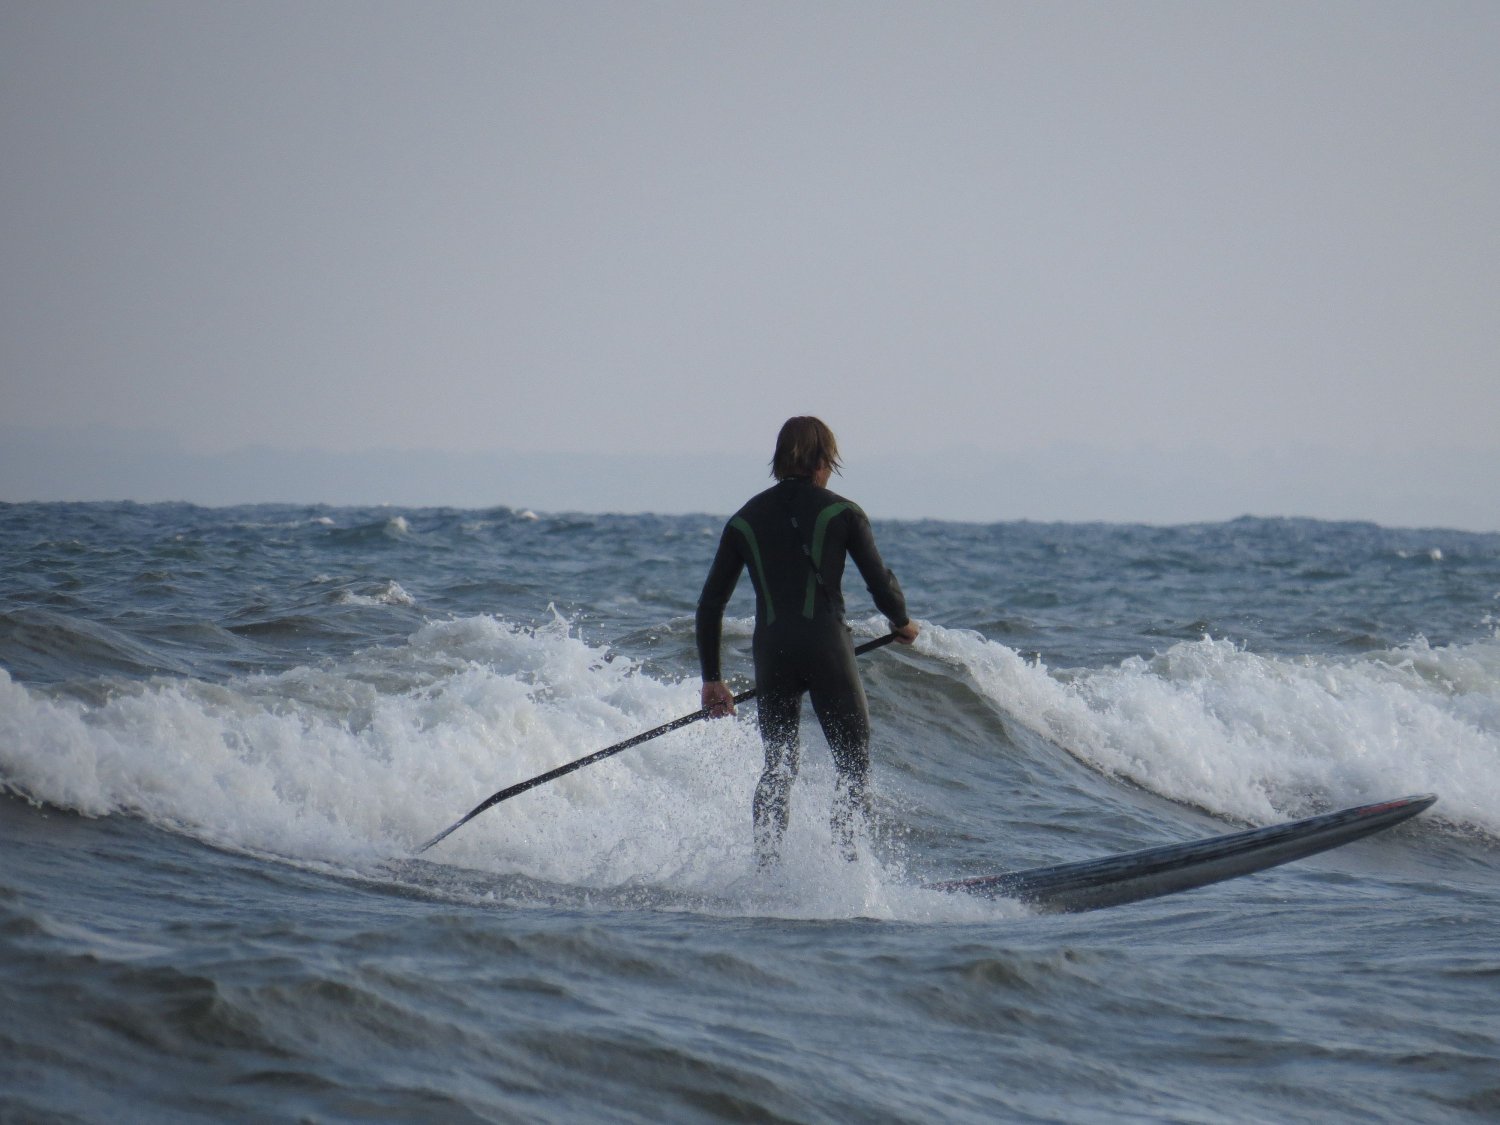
2 501 1498 1123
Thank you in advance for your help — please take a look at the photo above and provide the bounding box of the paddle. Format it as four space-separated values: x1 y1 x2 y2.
413 632 899 854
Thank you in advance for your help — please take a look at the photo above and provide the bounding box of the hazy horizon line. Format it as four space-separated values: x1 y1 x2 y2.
3 425 1496 534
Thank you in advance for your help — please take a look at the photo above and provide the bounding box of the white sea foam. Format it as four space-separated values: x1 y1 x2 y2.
930 624 1500 835
0 617 1004 921
8 613 1487 920
334 580 416 607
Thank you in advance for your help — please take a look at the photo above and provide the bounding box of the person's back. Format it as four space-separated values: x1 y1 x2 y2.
698 475 905 656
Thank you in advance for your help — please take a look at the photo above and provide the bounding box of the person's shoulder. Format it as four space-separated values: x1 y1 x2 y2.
818 486 867 519
737 483 782 513
724 484 779 526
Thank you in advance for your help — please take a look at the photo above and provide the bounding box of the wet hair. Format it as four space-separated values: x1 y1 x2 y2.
770 416 842 480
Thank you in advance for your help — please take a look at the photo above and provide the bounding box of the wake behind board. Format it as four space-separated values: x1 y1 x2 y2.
927 794 1437 913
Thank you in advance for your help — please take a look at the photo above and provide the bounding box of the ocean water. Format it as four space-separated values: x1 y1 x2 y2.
2 501 1498 1123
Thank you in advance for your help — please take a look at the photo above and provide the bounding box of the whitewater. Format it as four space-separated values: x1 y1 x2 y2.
2 502 1497 1121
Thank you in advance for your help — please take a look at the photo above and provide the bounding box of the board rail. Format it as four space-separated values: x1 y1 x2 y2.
926 793 1438 913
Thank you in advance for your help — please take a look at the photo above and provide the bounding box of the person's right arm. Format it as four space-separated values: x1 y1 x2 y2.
695 528 744 715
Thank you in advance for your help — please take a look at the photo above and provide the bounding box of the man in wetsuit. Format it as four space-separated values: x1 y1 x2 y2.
696 417 919 866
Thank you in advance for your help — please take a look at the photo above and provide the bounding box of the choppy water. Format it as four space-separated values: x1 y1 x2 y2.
2 501 1498 1122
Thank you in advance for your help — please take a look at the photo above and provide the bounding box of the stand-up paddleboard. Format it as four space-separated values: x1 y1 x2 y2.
927 794 1437 913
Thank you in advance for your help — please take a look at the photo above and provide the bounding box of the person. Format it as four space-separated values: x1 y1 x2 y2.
696 416 919 866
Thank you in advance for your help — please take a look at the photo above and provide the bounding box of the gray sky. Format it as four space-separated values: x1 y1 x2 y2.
3 2 1497 527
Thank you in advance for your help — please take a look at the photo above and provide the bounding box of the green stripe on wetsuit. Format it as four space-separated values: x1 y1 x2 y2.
730 516 775 625
802 501 857 618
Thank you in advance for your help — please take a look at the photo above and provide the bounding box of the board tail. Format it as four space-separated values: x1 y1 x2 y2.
927 794 1438 913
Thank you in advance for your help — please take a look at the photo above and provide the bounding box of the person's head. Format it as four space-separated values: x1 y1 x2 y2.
770 416 841 482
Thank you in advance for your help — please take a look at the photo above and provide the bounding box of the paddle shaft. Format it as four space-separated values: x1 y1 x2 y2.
413 632 898 854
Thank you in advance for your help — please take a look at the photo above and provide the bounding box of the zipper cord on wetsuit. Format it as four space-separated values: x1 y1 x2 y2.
779 487 835 616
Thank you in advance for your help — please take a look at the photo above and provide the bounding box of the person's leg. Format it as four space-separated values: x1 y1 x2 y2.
808 637 871 861
754 686 802 867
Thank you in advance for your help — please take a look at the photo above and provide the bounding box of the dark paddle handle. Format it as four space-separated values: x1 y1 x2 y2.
414 632 899 854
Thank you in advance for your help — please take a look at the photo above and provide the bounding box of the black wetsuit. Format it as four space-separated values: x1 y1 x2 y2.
695 477 910 862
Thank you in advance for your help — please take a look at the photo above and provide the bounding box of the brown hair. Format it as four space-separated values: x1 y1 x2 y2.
770 416 841 480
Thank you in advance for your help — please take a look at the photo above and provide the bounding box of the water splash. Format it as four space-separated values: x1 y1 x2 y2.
929 624 1500 835
0 617 1010 922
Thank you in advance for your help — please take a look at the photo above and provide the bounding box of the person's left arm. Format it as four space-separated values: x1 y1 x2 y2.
845 509 916 641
